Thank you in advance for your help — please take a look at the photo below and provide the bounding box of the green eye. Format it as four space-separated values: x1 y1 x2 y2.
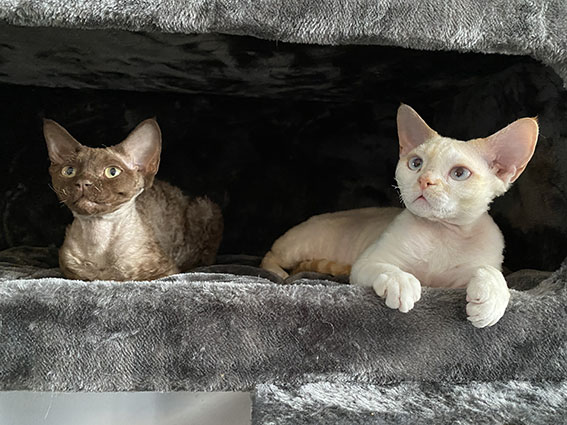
104 166 122 178
61 166 76 178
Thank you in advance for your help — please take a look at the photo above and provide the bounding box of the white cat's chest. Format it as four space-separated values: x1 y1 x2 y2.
408 227 476 287
365 210 504 288
407 213 504 287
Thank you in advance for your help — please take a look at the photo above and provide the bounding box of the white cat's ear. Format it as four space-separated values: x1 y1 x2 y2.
43 119 83 164
475 117 539 184
397 104 438 157
115 119 162 176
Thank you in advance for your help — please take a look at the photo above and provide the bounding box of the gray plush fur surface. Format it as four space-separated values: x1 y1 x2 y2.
1 0 567 86
253 381 567 424
1 255 565 393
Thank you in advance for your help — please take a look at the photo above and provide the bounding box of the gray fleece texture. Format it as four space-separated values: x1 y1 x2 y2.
1 0 566 86
1 261 566 391
1 254 566 423
253 381 567 425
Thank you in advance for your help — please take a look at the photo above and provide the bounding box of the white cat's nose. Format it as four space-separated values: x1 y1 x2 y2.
418 174 439 190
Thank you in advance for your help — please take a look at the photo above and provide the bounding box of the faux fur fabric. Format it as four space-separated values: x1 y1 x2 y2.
1 0 566 86
0 258 565 392
253 381 567 424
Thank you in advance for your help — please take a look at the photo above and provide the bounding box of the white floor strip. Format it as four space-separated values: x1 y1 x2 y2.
0 391 251 425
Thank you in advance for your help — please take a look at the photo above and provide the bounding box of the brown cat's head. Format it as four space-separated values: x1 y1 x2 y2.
44 119 161 216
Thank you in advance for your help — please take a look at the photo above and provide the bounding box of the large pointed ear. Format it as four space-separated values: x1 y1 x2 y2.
397 104 438 157
43 119 83 164
473 117 539 184
113 119 161 176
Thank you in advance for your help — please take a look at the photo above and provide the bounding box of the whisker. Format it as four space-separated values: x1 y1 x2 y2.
391 184 405 205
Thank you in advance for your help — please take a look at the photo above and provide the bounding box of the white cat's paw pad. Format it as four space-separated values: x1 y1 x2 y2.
466 268 510 328
373 271 421 313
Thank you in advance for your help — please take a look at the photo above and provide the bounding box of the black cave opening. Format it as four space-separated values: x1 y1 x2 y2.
1 26 566 272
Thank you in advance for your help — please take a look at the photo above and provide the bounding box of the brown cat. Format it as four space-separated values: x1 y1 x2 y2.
44 118 223 281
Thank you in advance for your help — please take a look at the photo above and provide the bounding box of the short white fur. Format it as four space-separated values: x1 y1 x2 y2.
350 105 538 328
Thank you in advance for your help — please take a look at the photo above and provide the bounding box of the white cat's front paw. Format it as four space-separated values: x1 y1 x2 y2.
372 270 421 313
466 266 510 328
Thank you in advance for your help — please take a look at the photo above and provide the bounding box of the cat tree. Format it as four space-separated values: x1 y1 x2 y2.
0 1 566 423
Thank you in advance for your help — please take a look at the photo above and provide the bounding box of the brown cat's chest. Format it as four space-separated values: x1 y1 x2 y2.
59 205 178 281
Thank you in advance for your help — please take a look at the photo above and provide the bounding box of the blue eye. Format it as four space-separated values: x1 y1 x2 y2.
450 166 471 181
408 156 423 171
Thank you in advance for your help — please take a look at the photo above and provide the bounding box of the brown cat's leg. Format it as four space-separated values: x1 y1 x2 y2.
137 254 179 280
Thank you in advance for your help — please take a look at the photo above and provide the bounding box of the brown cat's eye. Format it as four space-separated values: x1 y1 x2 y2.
61 166 76 178
104 166 122 178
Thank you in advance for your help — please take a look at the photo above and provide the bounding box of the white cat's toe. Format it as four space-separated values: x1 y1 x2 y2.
466 266 510 328
466 302 497 328
373 270 421 313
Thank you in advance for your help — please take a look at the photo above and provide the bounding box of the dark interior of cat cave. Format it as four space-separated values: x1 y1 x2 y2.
1 23 567 274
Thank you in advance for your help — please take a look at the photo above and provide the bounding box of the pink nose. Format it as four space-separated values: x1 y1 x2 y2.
418 174 438 190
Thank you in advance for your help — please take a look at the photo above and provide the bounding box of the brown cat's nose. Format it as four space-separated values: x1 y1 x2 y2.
75 180 93 191
418 174 439 190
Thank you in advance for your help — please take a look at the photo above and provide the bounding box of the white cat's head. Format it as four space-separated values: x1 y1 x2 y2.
395 104 538 225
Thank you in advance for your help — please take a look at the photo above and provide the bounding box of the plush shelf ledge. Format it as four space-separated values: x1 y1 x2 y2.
1 267 565 393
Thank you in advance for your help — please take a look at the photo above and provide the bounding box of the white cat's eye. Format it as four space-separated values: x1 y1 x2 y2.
104 166 122 179
61 166 76 178
450 166 471 181
407 156 423 171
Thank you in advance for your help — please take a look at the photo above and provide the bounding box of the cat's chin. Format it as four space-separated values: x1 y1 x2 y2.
405 194 434 215
406 198 452 222
70 198 113 216
401 191 453 221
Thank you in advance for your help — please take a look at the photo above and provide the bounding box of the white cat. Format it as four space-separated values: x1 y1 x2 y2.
351 105 538 327
262 105 538 328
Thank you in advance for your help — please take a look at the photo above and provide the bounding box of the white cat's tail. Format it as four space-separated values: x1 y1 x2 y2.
292 259 351 276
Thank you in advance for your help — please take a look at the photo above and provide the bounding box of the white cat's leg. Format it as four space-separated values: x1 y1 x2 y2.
466 265 510 328
351 260 421 313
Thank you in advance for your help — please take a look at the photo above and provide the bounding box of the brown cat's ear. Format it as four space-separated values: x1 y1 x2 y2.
114 119 162 177
43 119 83 164
474 117 539 184
397 104 438 157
